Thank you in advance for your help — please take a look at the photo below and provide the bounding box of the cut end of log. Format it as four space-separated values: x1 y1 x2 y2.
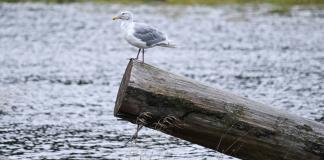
114 59 154 118
114 59 134 116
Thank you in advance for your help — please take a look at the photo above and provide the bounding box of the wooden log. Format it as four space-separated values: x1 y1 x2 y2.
114 59 324 160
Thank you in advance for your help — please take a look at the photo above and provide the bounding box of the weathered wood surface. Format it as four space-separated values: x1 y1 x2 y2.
114 59 324 160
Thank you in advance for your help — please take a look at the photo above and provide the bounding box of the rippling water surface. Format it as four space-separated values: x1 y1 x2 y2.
0 3 324 159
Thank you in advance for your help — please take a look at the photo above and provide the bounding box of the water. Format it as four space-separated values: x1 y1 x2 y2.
0 3 323 159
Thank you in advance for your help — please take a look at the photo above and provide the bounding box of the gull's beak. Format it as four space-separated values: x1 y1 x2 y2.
112 16 119 20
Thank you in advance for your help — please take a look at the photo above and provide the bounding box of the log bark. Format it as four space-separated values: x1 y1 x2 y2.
114 59 324 160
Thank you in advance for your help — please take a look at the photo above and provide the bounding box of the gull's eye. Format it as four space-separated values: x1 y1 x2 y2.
121 13 125 15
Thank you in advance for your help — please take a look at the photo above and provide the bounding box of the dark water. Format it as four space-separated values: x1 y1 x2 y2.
0 3 323 159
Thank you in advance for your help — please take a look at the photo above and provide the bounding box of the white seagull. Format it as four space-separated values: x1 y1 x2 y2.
112 11 175 63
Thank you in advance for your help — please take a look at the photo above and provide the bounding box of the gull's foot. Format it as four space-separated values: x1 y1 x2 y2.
129 57 141 61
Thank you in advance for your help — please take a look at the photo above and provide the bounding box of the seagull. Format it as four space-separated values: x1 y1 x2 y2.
112 11 175 63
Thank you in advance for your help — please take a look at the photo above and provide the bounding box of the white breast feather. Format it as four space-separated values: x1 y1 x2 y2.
121 22 147 48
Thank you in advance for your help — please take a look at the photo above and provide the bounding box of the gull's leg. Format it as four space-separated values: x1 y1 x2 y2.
142 49 145 63
136 48 141 60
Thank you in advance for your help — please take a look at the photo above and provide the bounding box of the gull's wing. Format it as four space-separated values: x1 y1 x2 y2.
133 23 166 47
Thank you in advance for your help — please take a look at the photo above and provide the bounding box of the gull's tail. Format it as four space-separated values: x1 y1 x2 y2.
157 41 176 48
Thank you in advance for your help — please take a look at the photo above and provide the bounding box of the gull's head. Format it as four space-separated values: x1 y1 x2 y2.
112 11 133 21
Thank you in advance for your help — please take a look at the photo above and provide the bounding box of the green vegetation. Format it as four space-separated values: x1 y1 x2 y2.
167 0 324 5
267 6 290 14
1 0 324 5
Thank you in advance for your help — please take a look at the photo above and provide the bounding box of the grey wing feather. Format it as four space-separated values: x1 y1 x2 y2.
133 23 166 47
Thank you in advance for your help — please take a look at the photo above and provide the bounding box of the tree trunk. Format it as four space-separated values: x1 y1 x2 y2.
114 59 324 160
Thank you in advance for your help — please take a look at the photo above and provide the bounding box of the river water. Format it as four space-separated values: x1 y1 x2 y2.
0 3 323 160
